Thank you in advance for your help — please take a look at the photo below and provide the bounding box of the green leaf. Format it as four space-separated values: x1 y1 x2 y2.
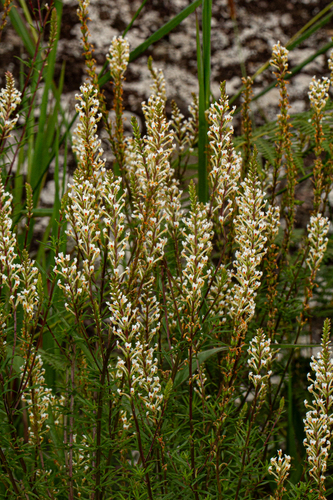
255 137 276 165
174 346 227 387
123 0 148 37
4 0 35 56
38 348 67 372
30 0 63 206
202 0 212 110
230 7 333 107
287 7 333 51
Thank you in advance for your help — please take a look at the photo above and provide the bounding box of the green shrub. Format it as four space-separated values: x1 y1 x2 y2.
1 1 333 499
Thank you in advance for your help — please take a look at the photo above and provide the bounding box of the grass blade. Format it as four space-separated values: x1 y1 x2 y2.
123 0 148 37
2 0 35 56
30 1 63 204
18 0 38 43
250 40 333 106
230 7 333 105
202 0 212 110
174 346 227 387
196 13 207 203
287 5 333 51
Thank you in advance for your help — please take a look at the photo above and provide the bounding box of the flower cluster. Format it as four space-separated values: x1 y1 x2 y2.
101 173 129 278
119 409 131 431
0 183 21 304
65 178 102 278
107 36 130 81
247 330 273 398
115 336 164 422
131 341 163 416
108 290 139 346
0 180 40 321
181 183 213 308
169 94 199 157
108 286 163 421
148 57 167 103
124 65 174 286
307 324 333 413
72 433 90 473
76 0 98 87
306 214 329 274
0 71 21 141
308 76 330 114
54 253 88 314
207 85 242 222
55 84 112 314
269 41 295 224
129 88 173 270
186 95 199 149
206 266 230 326
140 95 173 191
270 41 289 77
170 99 197 155
304 409 331 495
268 449 291 500
303 319 333 496
21 353 63 444
77 0 90 12
72 84 105 178
17 250 39 319
308 76 330 211
229 174 280 324
164 180 183 236
194 365 209 400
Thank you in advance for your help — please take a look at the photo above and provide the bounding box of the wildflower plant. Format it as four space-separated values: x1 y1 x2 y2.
308 76 330 212
0 71 21 147
1 7 333 499
268 449 291 500
303 318 333 499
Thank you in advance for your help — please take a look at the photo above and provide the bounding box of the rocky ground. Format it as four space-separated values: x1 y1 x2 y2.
2 0 333 123
1 0 333 228
57 0 333 118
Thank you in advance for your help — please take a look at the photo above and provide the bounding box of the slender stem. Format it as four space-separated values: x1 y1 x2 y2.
234 386 260 500
0 446 23 497
95 350 111 500
9 307 17 379
130 400 154 500
189 341 199 500
161 267 174 366
69 344 75 500
5 15 53 187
